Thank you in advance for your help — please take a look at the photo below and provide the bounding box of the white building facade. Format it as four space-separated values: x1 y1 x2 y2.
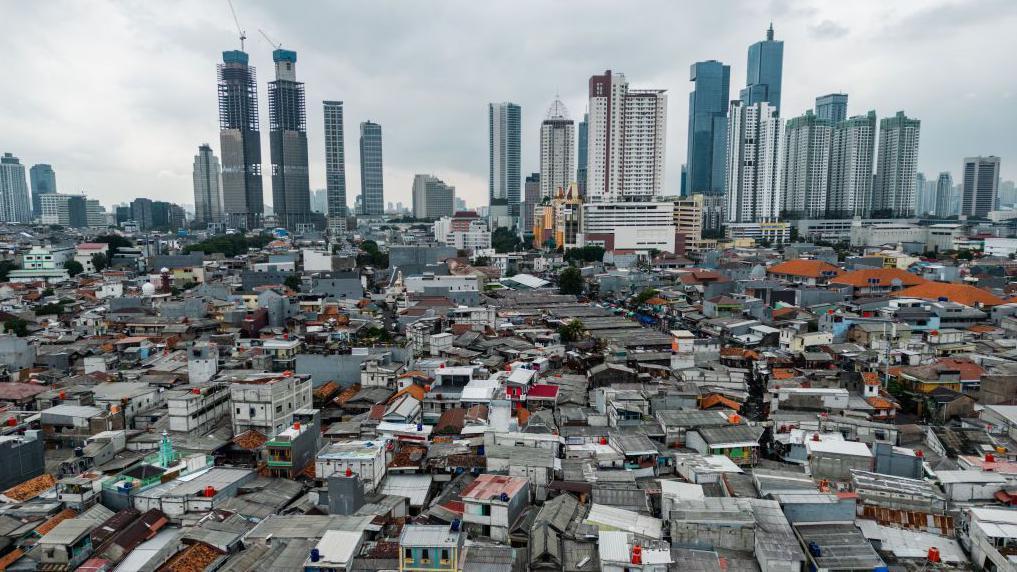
726 101 782 223
539 98 575 199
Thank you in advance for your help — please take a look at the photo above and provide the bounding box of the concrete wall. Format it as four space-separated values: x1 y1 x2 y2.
0 434 44 490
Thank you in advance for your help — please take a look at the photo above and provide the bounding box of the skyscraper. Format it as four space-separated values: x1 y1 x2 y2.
586 70 667 203
218 49 263 230
29 164 56 218
489 102 521 225
267 49 311 230
827 112 877 218
686 60 730 197
873 111 921 217
323 100 347 218
412 175 455 219
359 121 384 216
576 113 588 197
815 93 848 124
725 101 782 223
935 172 954 218
192 144 223 224
780 110 832 219
961 156 1001 218
740 24 784 113
0 153 32 223
523 173 540 236
539 97 575 199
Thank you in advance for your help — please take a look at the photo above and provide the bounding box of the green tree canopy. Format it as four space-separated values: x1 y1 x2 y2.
557 319 585 343
93 234 133 253
559 266 583 295
64 260 84 277
91 252 109 273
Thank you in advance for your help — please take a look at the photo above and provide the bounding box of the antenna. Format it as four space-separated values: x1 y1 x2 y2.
259 28 282 50
226 0 247 51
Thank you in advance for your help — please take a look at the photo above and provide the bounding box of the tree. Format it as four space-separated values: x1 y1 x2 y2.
184 234 272 258
0 260 18 282
492 227 521 253
93 234 133 253
2 318 28 337
64 260 84 277
91 252 109 273
564 245 605 264
473 256 491 266
356 240 388 267
557 319 585 343
559 266 583 295
35 302 66 316
634 288 659 305
284 275 302 292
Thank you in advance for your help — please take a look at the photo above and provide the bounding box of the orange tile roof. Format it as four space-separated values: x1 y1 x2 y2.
861 372 880 386
893 282 1006 307
866 396 896 410
0 548 24 570
936 358 985 381
968 324 1001 333
767 259 842 279
830 268 927 288
313 381 339 399
3 473 56 502
700 394 743 411
772 368 796 380
158 541 224 572
232 430 268 450
33 508 77 536
390 384 426 403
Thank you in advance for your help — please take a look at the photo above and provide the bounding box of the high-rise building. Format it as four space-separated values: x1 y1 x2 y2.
411 175 455 220
0 153 32 223
780 110 832 219
218 50 263 230
740 25 784 113
267 49 311 230
873 111 921 217
576 113 588 197
827 111 877 218
192 144 223 224
586 70 667 203
323 100 347 218
29 164 56 218
935 172 954 218
522 173 540 236
454 197 467 212
539 98 575 199
130 197 154 230
309 189 328 213
725 101 782 223
1000 180 1017 208
85 199 106 228
40 194 87 227
686 60 730 198
961 156 1001 218
815 93 848 124
359 121 384 216
489 102 521 224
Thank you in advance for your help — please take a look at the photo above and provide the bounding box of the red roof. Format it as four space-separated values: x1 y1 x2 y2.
768 259 842 279
893 282 1006 307
526 384 560 400
461 474 528 500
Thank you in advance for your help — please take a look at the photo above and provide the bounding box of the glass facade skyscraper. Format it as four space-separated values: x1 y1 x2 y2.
323 101 348 218
218 50 263 230
0 153 32 223
268 49 311 230
576 113 588 197
815 93 848 124
740 25 784 114
489 102 521 223
192 144 223 223
29 163 56 218
359 121 384 216
961 156 1001 218
686 60 730 197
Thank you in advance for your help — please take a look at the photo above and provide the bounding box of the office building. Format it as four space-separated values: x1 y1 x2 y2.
130 197 154 230
815 93 848 124
999 180 1017 207
40 194 87 228
586 70 667 202
726 101 782 223
577 113 588 197
873 111 921 217
780 110 831 219
85 199 106 228
309 189 327 213
580 200 677 252
218 50 263 229
935 172 954 218
489 102 521 223
961 156 1001 218
29 163 56 218
539 97 575 199
0 153 31 223
323 100 347 218
827 112 877 218
192 144 223 224
152 201 185 230
411 174 455 220
740 24 784 113
267 49 311 230
522 173 540 235
686 60 730 197
359 121 384 216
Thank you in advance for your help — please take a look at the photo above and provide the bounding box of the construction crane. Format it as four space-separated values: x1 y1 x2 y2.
259 28 282 50
226 0 247 51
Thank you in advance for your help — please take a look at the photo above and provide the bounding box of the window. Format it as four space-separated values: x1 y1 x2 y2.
404 548 412 560
481 504 491 516
421 548 430 563
441 549 450 563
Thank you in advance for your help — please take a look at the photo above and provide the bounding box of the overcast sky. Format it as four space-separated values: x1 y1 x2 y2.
4 0 1017 211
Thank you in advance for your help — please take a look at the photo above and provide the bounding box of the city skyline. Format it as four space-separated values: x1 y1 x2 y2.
4 1 1017 210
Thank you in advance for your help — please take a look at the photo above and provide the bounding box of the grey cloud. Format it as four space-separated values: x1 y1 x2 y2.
809 20 849 39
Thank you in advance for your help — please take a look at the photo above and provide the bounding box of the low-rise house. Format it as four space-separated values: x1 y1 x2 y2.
685 425 764 466
33 518 96 570
461 474 530 542
398 524 463 572
315 440 387 492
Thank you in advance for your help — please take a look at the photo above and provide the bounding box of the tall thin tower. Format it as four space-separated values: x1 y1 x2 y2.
539 97 575 199
267 49 311 230
218 50 263 229
489 102 521 226
192 144 223 224
740 24 784 113
323 101 347 219
359 121 384 216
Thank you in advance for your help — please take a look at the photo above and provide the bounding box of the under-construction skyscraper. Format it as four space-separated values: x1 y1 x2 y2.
268 49 311 230
218 50 264 230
